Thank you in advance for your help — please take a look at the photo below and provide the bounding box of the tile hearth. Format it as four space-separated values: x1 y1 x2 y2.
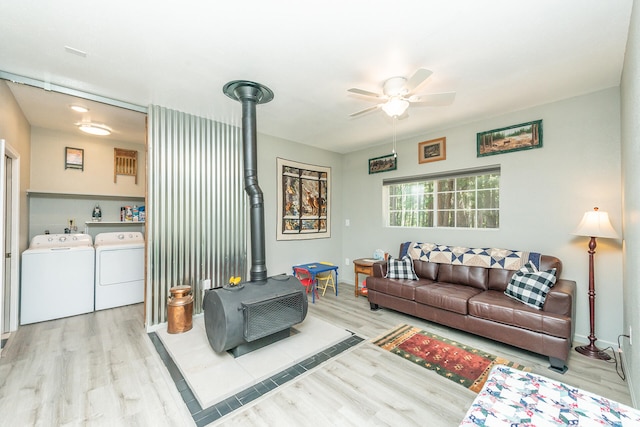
150 314 363 426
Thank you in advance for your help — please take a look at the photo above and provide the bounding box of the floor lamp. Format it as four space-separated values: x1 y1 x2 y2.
573 207 618 360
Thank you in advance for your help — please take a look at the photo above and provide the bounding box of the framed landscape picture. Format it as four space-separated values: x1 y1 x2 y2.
477 120 542 157
418 137 446 164
368 154 397 174
65 147 84 170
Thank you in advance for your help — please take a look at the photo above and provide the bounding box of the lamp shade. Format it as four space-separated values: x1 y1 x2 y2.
574 207 618 238
381 97 409 117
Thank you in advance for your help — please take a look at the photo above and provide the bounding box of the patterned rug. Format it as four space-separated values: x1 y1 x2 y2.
372 324 530 393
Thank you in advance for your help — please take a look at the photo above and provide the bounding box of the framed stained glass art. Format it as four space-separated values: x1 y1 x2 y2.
276 157 330 240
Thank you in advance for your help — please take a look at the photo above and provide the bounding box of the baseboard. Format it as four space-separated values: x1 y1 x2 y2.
573 333 617 352
145 313 204 333
621 348 638 408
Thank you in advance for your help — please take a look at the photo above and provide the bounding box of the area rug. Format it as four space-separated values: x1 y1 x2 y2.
372 324 530 393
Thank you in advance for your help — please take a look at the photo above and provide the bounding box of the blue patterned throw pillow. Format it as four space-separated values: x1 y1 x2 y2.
386 256 418 280
505 261 557 310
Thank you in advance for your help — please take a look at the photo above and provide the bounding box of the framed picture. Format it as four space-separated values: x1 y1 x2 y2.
276 158 331 241
418 137 446 164
368 154 397 174
477 119 542 157
65 147 84 170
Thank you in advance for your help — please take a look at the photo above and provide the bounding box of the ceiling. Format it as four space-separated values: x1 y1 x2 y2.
0 1 633 153
5 82 147 144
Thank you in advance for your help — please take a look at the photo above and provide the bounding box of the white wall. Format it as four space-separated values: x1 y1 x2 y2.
342 87 623 348
28 196 145 240
257 133 343 279
620 0 640 406
28 127 145 241
0 81 31 253
30 127 145 196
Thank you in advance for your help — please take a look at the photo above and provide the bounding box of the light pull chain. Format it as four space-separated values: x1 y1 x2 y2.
392 116 398 157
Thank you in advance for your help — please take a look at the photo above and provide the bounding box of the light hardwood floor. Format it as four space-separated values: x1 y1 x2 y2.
0 282 633 426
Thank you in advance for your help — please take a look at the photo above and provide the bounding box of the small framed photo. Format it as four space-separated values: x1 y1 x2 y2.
368 153 397 174
418 137 446 164
477 119 542 157
65 147 84 170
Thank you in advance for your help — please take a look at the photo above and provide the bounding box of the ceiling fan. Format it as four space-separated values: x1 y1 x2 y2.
348 68 456 118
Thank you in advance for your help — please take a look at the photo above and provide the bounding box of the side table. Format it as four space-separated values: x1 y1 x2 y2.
353 258 376 297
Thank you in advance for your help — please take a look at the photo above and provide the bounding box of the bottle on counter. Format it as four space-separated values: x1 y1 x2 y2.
125 206 133 222
92 204 102 222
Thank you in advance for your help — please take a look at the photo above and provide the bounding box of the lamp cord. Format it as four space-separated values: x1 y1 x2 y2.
597 334 630 380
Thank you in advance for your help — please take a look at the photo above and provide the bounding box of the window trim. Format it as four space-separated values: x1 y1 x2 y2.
382 165 500 186
383 165 501 229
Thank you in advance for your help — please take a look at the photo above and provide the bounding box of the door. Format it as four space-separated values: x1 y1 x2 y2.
0 140 5 349
0 140 19 354
3 154 11 334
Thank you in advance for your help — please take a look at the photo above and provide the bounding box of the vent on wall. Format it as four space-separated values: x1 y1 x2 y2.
114 148 138 184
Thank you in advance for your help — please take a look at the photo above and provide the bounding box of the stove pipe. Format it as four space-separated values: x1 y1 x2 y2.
223 80 274 282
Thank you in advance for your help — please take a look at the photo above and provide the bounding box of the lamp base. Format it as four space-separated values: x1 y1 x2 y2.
575 344 611 360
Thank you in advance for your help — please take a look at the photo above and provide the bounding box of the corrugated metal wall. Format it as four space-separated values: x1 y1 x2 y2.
146 105 247 326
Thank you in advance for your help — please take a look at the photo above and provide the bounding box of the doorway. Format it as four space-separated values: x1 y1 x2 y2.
0 141 19 353
0 75 147 340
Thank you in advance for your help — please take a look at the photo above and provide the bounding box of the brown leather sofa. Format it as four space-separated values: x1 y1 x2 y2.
366 245 576 372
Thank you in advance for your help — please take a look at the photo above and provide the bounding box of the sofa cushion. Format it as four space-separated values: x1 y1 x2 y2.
468 290 571 338
437 264 488 290
415 282 482 315
488 268 516 292
505 262 557 310
413 259 439 280
366 276 431 300
386 256 418 280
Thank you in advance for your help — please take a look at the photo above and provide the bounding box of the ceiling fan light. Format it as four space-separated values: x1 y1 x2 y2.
381 98 409 117
69 104 89 113
77 122 111 136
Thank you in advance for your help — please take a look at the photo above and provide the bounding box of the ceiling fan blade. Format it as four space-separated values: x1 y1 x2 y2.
408 92 456 106
349 104 381 117
405 68 433 93
347 87 385 99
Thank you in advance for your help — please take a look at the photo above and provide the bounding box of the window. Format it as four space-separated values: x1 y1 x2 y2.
384 167 500 229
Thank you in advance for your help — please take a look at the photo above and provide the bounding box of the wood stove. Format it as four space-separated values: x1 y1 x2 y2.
203 80 308 357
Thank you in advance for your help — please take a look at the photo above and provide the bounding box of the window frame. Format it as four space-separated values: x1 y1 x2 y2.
383 165 500 230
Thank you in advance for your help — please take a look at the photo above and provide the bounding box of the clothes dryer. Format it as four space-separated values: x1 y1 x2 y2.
94 232 145 310
20 233 95 324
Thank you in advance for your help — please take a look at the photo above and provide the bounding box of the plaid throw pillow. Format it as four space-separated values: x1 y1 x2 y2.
386 256 418 280
505 261 557 309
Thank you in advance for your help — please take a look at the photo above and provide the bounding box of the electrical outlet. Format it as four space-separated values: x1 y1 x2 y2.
345 258 350 266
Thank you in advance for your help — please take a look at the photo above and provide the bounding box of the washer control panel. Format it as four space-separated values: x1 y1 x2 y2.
29 233 94 249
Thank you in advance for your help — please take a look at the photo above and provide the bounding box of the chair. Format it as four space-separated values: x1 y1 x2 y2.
293 267 318 300
316 264 336 296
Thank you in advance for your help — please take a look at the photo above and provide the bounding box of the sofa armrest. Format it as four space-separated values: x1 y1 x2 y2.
543 279 576 317
372 260 387 277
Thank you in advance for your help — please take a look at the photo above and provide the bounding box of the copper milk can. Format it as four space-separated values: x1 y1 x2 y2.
167 285 193 334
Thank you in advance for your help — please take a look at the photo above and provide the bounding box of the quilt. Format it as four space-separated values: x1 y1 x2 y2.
460 365 640 426
403 242 541 271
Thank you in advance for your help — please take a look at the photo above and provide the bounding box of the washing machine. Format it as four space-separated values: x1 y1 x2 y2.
20 233 95 325
94 231 145 310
